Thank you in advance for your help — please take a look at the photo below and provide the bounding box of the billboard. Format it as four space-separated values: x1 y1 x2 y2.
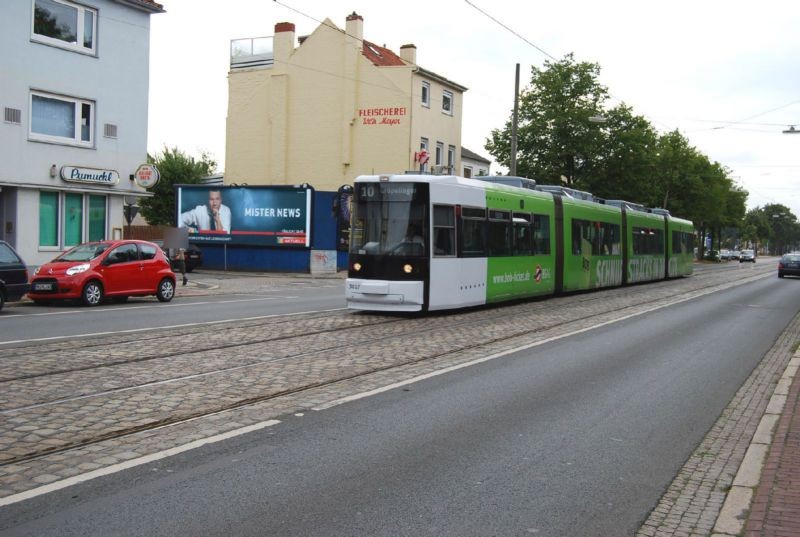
176 185 313 247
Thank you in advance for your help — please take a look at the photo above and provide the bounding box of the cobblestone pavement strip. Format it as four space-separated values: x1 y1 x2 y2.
0 264 776 508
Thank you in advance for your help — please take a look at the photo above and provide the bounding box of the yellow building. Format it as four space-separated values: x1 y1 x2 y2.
225 12 468 191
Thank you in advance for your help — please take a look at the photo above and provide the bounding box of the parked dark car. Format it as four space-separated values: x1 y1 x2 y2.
778 253 800 278
28 240 176 306
0 241 30 311
153 241 202 273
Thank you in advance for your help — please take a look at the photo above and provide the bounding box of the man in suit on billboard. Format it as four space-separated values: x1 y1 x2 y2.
180 189 231 233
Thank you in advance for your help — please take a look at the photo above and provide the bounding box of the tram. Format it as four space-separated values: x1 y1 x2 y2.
345 174 694 312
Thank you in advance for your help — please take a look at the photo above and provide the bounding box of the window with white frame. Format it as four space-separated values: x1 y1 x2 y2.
30 91 94 146
447 145 455 173
435 142 443 166
32 0 97 55
421 81 430 107
442 90 453 115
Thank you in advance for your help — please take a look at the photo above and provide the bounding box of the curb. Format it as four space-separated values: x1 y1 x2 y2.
711 351 800 536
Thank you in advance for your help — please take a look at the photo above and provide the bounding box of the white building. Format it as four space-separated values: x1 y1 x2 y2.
0 0 163 266
461 146 491 178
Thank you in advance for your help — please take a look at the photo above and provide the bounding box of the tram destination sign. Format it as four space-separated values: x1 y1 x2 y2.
357 182 419 201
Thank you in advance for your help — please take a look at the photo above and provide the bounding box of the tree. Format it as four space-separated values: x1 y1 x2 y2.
761 204 799 254
485 54 608 188
139 147 217 226
584 104 659 203
484 53 748 255
742 207 772 252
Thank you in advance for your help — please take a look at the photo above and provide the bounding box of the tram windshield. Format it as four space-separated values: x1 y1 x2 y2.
350 182 428 257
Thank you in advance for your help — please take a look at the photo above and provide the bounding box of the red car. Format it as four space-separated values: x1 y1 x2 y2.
28 240 176 306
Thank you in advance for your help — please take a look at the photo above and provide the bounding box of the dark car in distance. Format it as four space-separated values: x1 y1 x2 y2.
778 253 800 278
0 241 30 311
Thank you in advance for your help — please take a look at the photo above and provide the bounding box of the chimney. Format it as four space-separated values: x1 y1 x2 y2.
273 22 295 63
400 44 416 65
345 12 363 41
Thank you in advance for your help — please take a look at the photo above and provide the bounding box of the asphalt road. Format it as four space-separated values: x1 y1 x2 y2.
1 271 797 536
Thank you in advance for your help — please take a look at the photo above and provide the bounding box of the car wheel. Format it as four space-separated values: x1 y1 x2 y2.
185 266 194 273
0 292 5 312
156 278 175 302
81 281 103 306
779 272 784 278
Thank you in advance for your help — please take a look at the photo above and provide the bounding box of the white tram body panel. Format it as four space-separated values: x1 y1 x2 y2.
428 257 487 310
427 177 489 310
345 279 425 312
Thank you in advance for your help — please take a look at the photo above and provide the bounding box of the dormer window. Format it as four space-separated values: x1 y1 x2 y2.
32 0 97 55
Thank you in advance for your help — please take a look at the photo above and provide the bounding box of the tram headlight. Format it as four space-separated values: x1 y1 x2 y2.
403 263 413 274
352 262 362 272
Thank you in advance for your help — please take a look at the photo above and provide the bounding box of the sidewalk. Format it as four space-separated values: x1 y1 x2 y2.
712 345 800 537
739 353 800 536
175 268 345 296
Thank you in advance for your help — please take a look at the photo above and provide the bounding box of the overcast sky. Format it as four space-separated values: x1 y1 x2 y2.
148 0 800 216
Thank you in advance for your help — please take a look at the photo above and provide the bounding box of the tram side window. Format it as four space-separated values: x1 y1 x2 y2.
671 231 693 254
488 209 511 256
572 219 621 256
513 213 531 256
433 205 455 256
533 214 551 255
633 228 665 255
461 207 486 257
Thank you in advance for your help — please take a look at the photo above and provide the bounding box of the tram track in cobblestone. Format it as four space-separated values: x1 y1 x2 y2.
0 263 737 385
0 266 757 410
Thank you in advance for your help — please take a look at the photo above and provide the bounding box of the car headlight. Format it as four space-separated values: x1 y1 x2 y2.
66 263 90 276
34 266 41 276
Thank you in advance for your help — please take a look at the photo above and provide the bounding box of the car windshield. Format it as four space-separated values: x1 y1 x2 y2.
0 243 22 264
784 254 800 262
742 250 754 255
56 243 111 262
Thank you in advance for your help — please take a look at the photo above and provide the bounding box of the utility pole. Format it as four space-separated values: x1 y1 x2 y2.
510 63 519 176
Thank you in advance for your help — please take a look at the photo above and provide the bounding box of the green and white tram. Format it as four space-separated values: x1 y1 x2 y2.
346 174 694 312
